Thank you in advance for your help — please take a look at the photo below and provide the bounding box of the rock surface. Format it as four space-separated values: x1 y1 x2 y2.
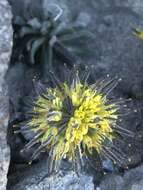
10 158 94 190
0 0 13 190
97 164 143 190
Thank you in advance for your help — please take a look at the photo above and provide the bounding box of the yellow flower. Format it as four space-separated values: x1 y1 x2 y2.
18 73 132 174
133 28 143 40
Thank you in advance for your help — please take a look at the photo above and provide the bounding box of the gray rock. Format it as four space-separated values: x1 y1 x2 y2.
131 180 143 190
98 174 124 190
0 0 13 189
10 159 94 190
16 173 94 190
98 165 143 190
32 173 94 190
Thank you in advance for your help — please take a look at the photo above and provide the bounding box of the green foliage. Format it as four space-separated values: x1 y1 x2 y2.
13 5 95 76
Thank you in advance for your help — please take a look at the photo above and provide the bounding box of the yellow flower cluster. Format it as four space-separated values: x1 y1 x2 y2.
27 77 118 167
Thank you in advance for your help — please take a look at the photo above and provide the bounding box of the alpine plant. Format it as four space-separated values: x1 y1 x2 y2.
14 72 133 174
133 28 143 40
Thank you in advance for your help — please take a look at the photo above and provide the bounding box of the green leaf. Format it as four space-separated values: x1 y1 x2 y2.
47 45 53 70
19 26 37 37
42 44 54 78
26 37 38 51
57 25 85 37
41 21 52 35
27 18 42 30
60 30 95 42
30 37 45 64
68 46 94 58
